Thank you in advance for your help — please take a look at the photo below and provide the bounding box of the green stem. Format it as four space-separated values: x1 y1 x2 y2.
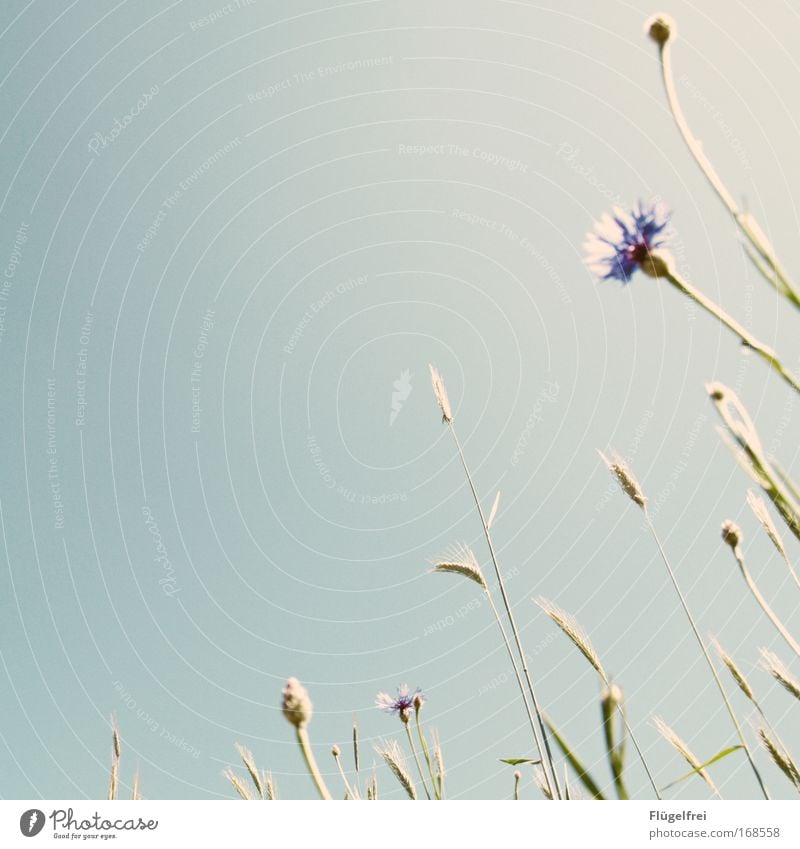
664 270 800 396
414 710 440 799
404 723 432 800
732 546 800 658
333 751 356 800
296 725 332 800
449 426 562 800
645 514 771 800
658 38 800 309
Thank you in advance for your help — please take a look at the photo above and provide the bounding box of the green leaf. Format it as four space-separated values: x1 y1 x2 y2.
499 758 541 766
660 746 744 792
545 717 606 800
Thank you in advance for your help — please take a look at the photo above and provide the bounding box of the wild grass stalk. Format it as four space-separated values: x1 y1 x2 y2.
760 650 800 702
282 678 332 800
720 523 800 659
708 383 800 542
601 451 771 799
431 543 555 797
108 718 120 801
747 491 800 591
429 365 561 799
534 595 661 798
376 739 417 800
653 717 721 798
646 14 800 309
331 745 358 799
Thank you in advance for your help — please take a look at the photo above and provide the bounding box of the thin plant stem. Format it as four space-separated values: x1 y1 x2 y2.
332 750 356 800
664 270 800 396
709 386 800 543
295 726 332 800
645 513 771 799
414 710 440 800
657 36 800 309
603 684 661 800
404 723 432 800
449 425 562 800
730 546 800 659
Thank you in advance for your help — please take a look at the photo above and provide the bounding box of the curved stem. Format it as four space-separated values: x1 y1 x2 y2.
645 513 771 799
658 40 800 309
296 726 332 800
333 751 356 800
449 425 562 799
404 723 432 800
732 546 800 659
665 269 800 396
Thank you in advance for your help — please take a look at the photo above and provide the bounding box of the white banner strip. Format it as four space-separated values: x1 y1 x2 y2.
2 800 798 847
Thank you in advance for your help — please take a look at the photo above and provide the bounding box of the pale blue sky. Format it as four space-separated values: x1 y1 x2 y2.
1 0 799 801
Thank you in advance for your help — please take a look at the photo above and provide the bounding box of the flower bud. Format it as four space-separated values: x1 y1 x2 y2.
282 677 313 728
720 520 742 549
646 14 674 47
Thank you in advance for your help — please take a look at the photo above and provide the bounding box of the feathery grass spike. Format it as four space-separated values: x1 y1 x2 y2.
653 717 721 798
599 450 647 510
376 739 417 800
534 596 605 678
761 649 800 701
431 543 488 590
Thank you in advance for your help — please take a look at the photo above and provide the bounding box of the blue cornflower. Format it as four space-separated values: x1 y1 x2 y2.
375 684 424 723
584 199 671 283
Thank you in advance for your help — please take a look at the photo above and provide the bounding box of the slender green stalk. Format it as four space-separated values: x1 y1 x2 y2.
655 28 800 309
414 710 440 800
709 385 800 543
332 747 356 799
404 723 432 800
664 270 800 395
729 545 800 659
645 513 771 799
513 770 521 800
448 426 562 799
296 726 332 800
537 597 661 798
